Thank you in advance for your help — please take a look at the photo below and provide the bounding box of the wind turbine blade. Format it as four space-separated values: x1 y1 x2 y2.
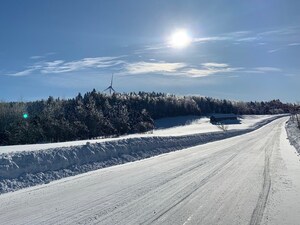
111 87 116 92
103 87 109 91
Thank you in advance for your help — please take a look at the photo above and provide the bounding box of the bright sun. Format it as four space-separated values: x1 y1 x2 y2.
169 29 191 48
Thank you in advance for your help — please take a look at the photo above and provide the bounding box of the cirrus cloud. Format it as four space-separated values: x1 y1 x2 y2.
255 67 282 72
184 63 242 77
8 57 125 76
124 61 187 74
6 55 283 80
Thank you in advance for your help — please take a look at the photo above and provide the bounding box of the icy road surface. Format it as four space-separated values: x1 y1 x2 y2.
0 117 300 225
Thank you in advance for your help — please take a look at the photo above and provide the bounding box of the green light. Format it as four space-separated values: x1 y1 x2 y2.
23 113 28 119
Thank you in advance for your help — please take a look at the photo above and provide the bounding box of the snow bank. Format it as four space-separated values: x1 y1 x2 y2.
0 115 285 194
286 117 300 153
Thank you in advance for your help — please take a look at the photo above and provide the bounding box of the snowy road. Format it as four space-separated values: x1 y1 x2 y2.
0 117 300 225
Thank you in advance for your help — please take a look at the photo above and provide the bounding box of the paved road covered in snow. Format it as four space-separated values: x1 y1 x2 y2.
0 117 300 225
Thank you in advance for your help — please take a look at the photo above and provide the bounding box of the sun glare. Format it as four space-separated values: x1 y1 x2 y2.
169 29 191 48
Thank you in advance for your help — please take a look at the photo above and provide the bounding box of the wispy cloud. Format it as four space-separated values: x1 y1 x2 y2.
193 36 231 43
135 30 255 53
194 27 300 46
136 31 255 53
268 48 282 53
135 26 300 56
194 30 258 44
265 32 300 53
9 68 37 77
6 54 284 79
258 26 299 37
8 56 125 76
244 67 282 74
137 25 300 57
30 55 44 60
41 57 124 74
288 43 300 46
237 37 259 42
226 31 252 37
30 52 56 60
134 44 169 54
254 67 281 72
124 61 187 74
184 63 242 77
201 63 229 68
123 61 242 78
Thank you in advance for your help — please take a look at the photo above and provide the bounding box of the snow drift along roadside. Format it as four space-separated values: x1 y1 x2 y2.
0 115 285 194
286 117 300 153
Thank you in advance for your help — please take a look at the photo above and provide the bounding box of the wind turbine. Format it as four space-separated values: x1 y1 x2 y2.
103 74 116 94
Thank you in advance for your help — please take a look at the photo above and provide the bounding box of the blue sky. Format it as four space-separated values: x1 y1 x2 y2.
0 0 300 102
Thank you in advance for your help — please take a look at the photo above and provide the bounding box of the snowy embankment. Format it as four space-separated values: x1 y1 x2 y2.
0 115 285 193
286 116 300 153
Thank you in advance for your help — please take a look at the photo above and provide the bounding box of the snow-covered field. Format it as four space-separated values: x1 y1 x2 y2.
154 114 275 136
0 117 299 225
0 115 278 154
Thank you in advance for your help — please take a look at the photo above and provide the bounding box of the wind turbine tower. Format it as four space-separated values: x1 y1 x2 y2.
103 74 116 94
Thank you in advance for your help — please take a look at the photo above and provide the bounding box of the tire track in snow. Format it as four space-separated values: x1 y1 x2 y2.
141 152 240 225
248 123 280 225
75 151 234 225
77 138 261 225
57 139 259 225
76 135 261 225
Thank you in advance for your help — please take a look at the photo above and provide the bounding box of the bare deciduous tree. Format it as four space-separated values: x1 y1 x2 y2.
216 122 228 132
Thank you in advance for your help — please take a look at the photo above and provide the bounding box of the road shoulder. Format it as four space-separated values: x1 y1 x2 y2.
262 121 300 225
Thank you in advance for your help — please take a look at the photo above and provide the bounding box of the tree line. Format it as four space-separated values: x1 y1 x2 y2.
0 90 298 145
